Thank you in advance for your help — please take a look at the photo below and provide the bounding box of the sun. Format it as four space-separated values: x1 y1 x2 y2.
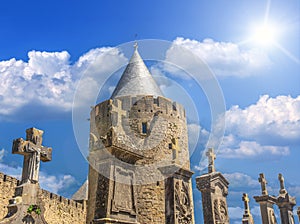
251 23 278 47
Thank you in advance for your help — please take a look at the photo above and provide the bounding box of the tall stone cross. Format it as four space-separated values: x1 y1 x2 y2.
278 173 287 194
206 148 216 173
258 173 268 195
242 193 250 215
12 127 52 184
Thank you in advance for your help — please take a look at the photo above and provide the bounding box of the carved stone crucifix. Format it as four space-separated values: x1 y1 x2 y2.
278 173 287 194
12 128 52 184
206 148 216 173
258 173 268 195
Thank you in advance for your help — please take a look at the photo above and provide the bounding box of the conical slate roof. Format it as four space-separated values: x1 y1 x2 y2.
72 180 88 201
111 45 163 99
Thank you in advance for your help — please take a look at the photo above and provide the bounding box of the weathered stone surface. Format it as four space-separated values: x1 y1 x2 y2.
242 193 254 224
0 128 86 224
40 189 86 224
196 148 229 224
254 173 278 224
12 127 52 184
0 172 86 224
0 173 19 220
297 207 300 223
196 172 230 224
87 47 194 224
276 173 296 224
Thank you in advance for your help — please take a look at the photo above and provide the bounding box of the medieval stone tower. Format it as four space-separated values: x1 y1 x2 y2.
86 45 195 224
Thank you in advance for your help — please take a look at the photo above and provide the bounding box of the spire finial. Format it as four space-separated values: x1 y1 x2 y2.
134 41 138 50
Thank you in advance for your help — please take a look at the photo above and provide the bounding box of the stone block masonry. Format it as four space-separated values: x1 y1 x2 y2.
0 172 86 224
0 172 19 220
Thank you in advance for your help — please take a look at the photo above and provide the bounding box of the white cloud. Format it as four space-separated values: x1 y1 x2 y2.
211 95 300 159
0 149 4 162
225 95 300 142
164 37 271 78
287 186 300 198
224 172 259 188
228 206 244 219
39 172 76 194
0 47 127 120
188 123 209 148
0 163 22 179
219 136 290 159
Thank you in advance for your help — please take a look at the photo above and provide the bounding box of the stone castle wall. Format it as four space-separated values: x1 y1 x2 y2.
0 172 86 224
0 173 19 220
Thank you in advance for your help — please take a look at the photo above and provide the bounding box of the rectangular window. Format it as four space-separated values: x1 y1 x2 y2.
142 122 147 134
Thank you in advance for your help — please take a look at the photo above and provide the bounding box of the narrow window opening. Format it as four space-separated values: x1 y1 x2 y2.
142 122 147 134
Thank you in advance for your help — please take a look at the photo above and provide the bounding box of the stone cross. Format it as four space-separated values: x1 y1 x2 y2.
278 173 287 194
169 138 180 163
258 173 268 195
111 101 127 127
242 193 250 215
206 148 216 173
12 127 52 184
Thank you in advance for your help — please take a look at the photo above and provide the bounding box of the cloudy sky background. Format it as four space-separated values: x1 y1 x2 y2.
0 0 299 223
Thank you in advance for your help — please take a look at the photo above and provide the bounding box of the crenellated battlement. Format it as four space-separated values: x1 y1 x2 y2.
39 189 85 210
93 95 186 121
0 171 86 223
0 172 20 186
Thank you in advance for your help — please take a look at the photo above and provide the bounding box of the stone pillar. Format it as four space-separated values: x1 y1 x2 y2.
297 207 300 223
242 193 254 224
0 128 51 224
276 173 296 224
159 165 194 224
253 173 278 224
196 148 229 224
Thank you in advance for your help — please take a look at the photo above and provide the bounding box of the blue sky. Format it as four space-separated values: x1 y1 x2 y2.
0 0 299 223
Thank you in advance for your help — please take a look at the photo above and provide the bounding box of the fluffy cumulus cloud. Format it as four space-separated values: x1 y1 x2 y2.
188 123 209 148
219 135 290 159
225 95 300 142
224 172 259 188
164 37 271 78
215 95 300 159
39 172 76 194
0 47 127 121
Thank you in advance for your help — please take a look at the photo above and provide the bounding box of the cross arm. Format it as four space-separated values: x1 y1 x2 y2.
12 138 28 155
40 146 52 162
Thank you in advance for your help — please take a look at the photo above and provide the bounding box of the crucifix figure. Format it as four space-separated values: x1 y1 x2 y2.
258 173 268 195
12 127 52 184
206 148 216 173
242 193 250 215
278 173 287 194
